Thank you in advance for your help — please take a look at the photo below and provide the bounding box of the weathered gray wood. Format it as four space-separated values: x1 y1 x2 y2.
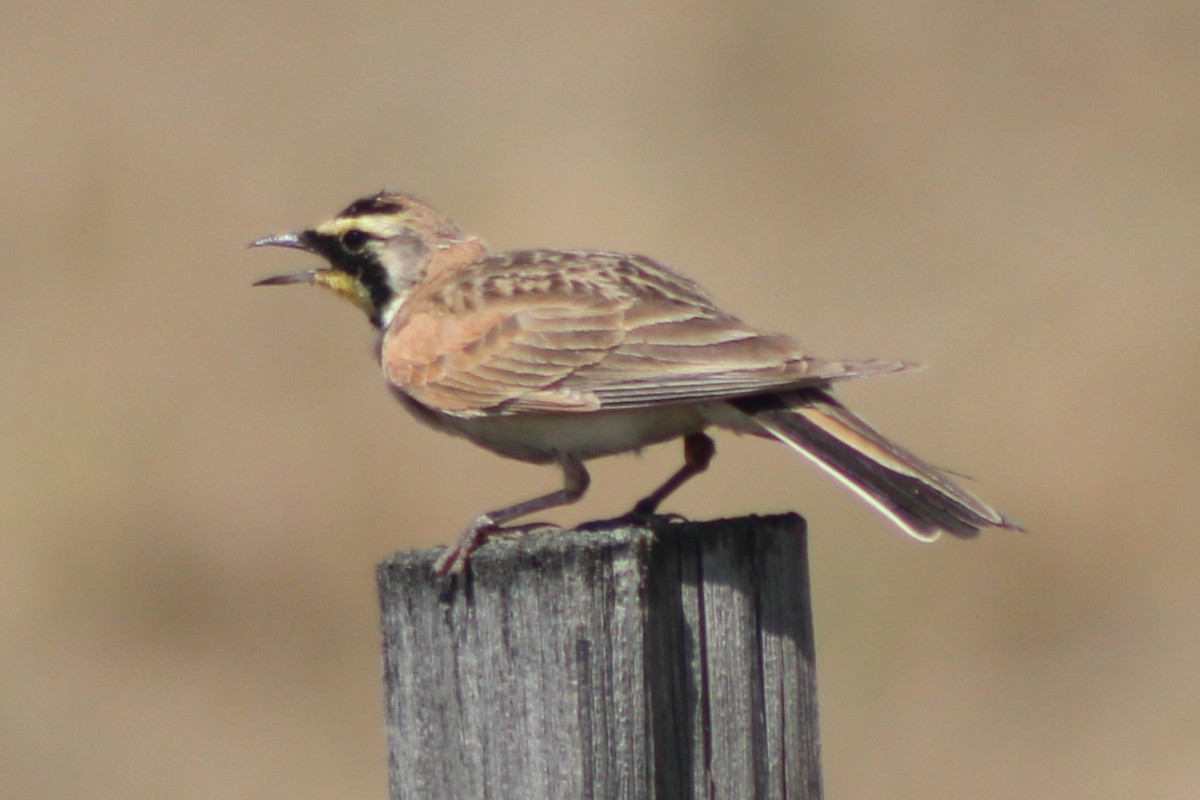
378 514 821 799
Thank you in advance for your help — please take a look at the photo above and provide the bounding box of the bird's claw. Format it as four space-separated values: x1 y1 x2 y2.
433 514 497 576
433 518 565 576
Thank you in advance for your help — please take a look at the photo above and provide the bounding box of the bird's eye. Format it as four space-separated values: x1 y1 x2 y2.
341 229 369 251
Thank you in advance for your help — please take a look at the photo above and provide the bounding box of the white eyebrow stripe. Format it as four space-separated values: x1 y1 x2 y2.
319 215 399 239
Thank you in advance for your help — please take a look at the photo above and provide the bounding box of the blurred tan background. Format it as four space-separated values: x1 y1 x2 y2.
3 2 1198 798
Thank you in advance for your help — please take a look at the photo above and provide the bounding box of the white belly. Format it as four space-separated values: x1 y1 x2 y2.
434 404 710 464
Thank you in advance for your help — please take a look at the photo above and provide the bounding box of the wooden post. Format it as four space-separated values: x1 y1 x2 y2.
377 514 821 799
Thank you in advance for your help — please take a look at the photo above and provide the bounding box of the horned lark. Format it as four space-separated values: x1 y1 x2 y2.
253 191 1018 573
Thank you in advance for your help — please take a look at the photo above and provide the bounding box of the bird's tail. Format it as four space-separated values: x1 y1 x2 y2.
732 390 1020 540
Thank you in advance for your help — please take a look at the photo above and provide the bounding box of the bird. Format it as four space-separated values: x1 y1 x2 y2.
252 191 1019 574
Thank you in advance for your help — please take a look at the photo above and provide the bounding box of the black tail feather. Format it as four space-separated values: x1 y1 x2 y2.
734 391 1018 540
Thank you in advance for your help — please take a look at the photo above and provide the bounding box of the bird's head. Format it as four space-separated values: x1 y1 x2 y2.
251 191 478 328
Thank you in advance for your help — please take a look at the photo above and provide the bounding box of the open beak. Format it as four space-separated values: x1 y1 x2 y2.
249 231 312 251
249 231 325 287
252 270 325 287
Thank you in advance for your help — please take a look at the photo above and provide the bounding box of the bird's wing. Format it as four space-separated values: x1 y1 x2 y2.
571 301 911 409
381 250 912 416
381 301 623 414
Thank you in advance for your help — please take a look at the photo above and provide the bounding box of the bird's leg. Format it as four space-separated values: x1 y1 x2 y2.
434 455 591 575
629 432 716 517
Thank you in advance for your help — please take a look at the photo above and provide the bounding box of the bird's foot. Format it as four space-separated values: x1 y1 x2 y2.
434 514 497 576
433 517 564 575
577 507 689 532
